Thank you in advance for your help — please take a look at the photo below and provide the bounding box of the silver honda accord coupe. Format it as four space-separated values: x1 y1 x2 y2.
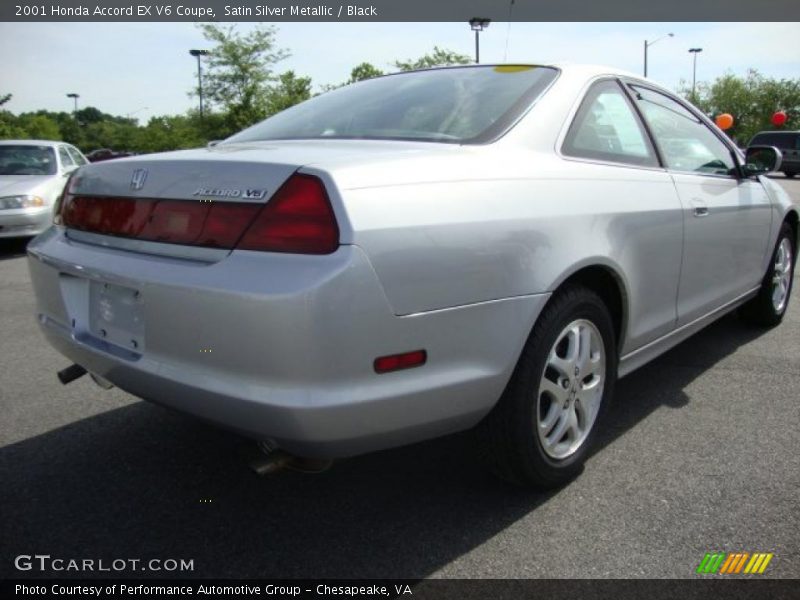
27 64 797 487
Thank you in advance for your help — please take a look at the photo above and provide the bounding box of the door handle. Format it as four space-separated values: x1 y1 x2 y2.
690 199 709 218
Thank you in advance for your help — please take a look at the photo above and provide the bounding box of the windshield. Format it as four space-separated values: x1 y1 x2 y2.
227 65 558 145
0 145 57 175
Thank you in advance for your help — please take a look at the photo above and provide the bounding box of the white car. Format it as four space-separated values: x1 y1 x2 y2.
0 140 88 238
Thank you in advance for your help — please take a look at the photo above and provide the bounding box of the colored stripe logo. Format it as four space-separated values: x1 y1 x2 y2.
696 552 773 574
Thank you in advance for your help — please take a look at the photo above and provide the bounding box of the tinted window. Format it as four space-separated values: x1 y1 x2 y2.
630 85 736 176
0 145 57 175
227 66 559 144
67 146 88 165
562 80 658 167
58 146 75 169
750 133 798 150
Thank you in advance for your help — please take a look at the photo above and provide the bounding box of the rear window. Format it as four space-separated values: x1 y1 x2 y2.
227 65 559 145
0 145 57 175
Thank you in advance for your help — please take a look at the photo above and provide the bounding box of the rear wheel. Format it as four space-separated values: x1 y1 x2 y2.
476 285 617 488
740 223 795 326
784 171 797 179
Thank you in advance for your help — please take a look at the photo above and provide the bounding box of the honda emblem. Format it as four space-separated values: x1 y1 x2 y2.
130 169 148 191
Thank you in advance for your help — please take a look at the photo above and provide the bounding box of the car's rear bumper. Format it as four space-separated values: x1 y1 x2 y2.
0 207 51 238
28 227 548 457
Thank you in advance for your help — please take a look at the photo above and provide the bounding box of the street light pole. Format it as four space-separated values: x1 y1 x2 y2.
689 48 703 101
189 49 210 120
66 93 79 114
643 33 674 77
468 18 491 64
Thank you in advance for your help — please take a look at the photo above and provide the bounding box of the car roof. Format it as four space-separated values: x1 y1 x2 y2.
0 139 66 147
401 62 645 82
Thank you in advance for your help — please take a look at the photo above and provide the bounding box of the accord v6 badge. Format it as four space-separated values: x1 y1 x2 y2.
193 187 267 199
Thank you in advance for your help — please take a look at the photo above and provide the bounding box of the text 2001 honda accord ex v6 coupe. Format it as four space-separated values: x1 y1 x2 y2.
28 64 797 487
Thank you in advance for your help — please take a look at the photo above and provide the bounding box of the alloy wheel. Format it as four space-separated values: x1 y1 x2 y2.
536 319 606 460
772 238 793 313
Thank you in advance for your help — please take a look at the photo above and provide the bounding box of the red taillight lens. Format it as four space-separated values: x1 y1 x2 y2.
62 196 261 248
236 174 339 254
60 173 339 254
374 350 427 374
54 173 80 225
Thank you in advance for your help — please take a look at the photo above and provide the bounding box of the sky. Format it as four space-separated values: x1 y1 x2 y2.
1 21 798 123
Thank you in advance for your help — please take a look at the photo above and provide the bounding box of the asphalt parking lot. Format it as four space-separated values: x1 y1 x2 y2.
1 177 798 580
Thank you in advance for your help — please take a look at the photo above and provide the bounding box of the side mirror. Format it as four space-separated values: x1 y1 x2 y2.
207 140 221 148
743 145 782 177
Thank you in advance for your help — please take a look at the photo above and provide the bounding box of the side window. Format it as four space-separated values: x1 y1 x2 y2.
58 146 75 170
67 146 87 166
562 80 658 167
629 85 736 177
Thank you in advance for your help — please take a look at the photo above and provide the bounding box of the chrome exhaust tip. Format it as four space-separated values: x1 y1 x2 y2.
89 373 115 390
249 441 333 476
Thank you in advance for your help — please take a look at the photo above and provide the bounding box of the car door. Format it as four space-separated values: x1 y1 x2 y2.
559 78 684 352
627 84 773 326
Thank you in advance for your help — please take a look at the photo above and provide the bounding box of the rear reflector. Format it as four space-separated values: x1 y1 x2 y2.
237 174 339 254
374 350 427 374
60 173 340 254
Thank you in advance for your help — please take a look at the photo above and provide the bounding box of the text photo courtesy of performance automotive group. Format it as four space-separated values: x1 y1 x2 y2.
1 6 799 592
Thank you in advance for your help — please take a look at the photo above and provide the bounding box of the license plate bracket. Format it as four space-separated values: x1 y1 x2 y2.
89 281 144 352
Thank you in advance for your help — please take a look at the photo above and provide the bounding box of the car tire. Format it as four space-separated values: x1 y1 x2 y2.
740 223 795 327
784 172 796 179
476 285 617 488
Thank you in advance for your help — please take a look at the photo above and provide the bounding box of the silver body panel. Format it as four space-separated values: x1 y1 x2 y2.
27 65 798 457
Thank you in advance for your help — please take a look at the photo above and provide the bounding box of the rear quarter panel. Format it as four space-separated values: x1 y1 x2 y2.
334 151 683 356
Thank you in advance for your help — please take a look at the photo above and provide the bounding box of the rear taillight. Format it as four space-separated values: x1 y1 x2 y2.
61 196 261 248
236 174 339 254
54 173 80 225
60 173 340 254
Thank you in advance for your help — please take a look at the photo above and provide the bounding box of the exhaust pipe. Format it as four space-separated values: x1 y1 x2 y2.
57 363 87 385
249 442 333 476
250 450 295 476
90 373 114 390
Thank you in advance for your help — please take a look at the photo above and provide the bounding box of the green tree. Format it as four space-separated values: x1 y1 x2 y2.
266 70 312 115
0 93 12 107
681 70 800 146
349 62 384 82
393 46 471 71
0 111 27 139
74 106 106 125
196 23 289 131
15 113 61 140
134 115 208 154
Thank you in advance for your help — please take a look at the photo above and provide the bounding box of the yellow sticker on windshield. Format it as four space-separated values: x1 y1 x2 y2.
493 66 534 73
